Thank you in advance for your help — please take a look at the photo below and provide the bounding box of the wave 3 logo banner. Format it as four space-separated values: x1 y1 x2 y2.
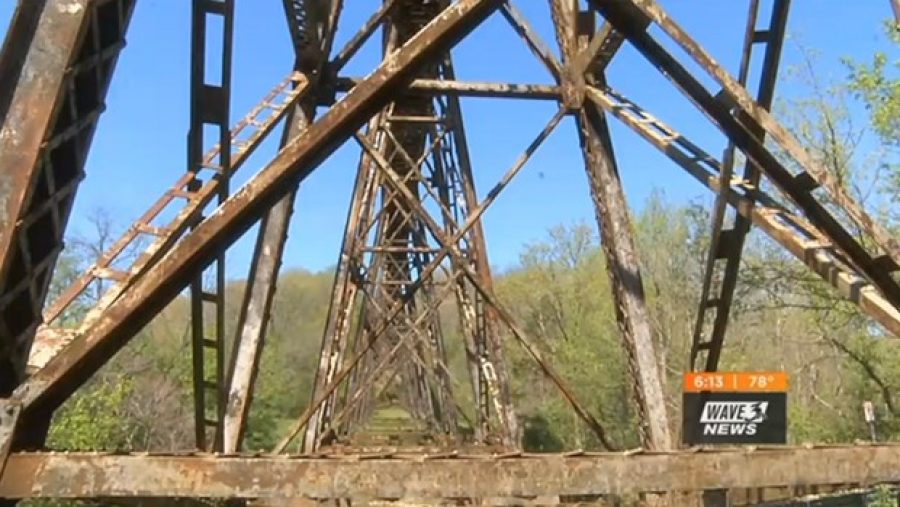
699 401 768 436
682 373 787 444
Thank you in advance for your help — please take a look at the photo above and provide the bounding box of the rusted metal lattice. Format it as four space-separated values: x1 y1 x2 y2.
0 0 899 504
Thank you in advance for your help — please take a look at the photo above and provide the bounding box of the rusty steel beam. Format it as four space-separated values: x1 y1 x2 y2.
330 0 396 71
222 103 316 454
0 0 84 392
0 0 44 122
283 0 340 68
576 101 671 450
0 399 19 481
3 445 900 499
499 2 563 80
9 0 505 439
570 2 649 77
335 77 561 100
222 184 299 451
555 0 671 451
221 194 295 452
549 0 577 64
0 0 135 395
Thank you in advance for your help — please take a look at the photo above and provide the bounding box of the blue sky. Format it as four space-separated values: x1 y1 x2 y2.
0 1 894 278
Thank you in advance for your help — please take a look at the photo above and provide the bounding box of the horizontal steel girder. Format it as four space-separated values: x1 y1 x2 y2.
334 77 561 99
2 445 899 499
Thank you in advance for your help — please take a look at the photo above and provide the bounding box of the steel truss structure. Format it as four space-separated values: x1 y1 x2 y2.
0 0 899 504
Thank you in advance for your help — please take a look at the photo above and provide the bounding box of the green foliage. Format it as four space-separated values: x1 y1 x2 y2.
497 222 640 449
870 485 898 507
845 20 900 200
521 414 564 452
846 21 900 146
47 376 137 450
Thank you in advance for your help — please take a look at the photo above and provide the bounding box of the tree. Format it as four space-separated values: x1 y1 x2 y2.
846 19 900 204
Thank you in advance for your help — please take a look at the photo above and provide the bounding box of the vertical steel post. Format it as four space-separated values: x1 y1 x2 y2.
188 0 234 452
690 0 790 372
560 2 672 450
221 0 342 454
221 111 308 453
576 102 672 450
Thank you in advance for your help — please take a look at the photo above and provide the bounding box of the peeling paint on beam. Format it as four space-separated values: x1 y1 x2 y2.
2 446 900 499
334 77 562 100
